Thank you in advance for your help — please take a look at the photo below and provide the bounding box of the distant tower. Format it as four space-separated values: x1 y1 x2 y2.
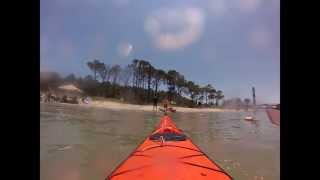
252 87 256 106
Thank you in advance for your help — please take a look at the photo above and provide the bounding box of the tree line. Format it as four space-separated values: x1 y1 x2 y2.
85 59 225 106
40 59 227 107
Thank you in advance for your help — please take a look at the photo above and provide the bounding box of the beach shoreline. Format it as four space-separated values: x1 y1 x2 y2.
70 100 250 113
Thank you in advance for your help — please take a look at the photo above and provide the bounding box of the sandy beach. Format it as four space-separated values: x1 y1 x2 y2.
77 100 244 113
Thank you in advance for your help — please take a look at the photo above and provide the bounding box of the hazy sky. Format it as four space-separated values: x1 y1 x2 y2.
41 0 280 104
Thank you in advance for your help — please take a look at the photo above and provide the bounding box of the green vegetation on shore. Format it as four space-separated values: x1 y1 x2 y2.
40 59 254 108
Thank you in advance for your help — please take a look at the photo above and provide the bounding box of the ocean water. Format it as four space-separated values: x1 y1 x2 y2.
40 103 279 180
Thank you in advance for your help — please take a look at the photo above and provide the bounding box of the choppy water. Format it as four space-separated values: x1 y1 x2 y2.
40 103 279 180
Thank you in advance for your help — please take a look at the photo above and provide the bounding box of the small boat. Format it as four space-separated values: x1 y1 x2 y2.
106 115 232 180
244 116 254 121
159 107 176 113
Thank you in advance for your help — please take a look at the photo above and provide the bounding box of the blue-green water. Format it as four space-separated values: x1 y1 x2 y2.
40 103 279 180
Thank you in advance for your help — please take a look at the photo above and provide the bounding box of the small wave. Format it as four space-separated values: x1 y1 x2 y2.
58 145 72 151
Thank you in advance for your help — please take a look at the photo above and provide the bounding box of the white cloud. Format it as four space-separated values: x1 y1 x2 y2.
144 7 205 51
118 42 133 57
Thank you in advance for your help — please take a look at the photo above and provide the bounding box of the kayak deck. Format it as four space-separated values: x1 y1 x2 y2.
107 116 232 180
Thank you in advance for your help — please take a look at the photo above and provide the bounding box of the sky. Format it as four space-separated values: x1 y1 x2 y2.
41 0 280 104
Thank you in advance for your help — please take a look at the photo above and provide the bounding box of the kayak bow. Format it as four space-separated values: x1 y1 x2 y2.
107 115 232 180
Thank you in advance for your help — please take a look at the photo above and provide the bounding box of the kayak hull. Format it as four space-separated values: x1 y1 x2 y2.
107 116 232 180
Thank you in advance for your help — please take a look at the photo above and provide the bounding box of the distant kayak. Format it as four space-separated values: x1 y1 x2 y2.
168 107 176 112
107 115 232 180
159 107 176 113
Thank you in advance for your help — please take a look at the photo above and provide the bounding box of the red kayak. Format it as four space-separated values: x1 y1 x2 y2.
107 115 232 180
266 109 280 126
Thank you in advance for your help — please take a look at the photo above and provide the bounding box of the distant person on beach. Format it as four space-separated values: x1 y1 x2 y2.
160 96 177 114
40 93 44 102
162 97 169 113
153 94 158 111
46 92 51 102
198 101 202 107
62 95 67 103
